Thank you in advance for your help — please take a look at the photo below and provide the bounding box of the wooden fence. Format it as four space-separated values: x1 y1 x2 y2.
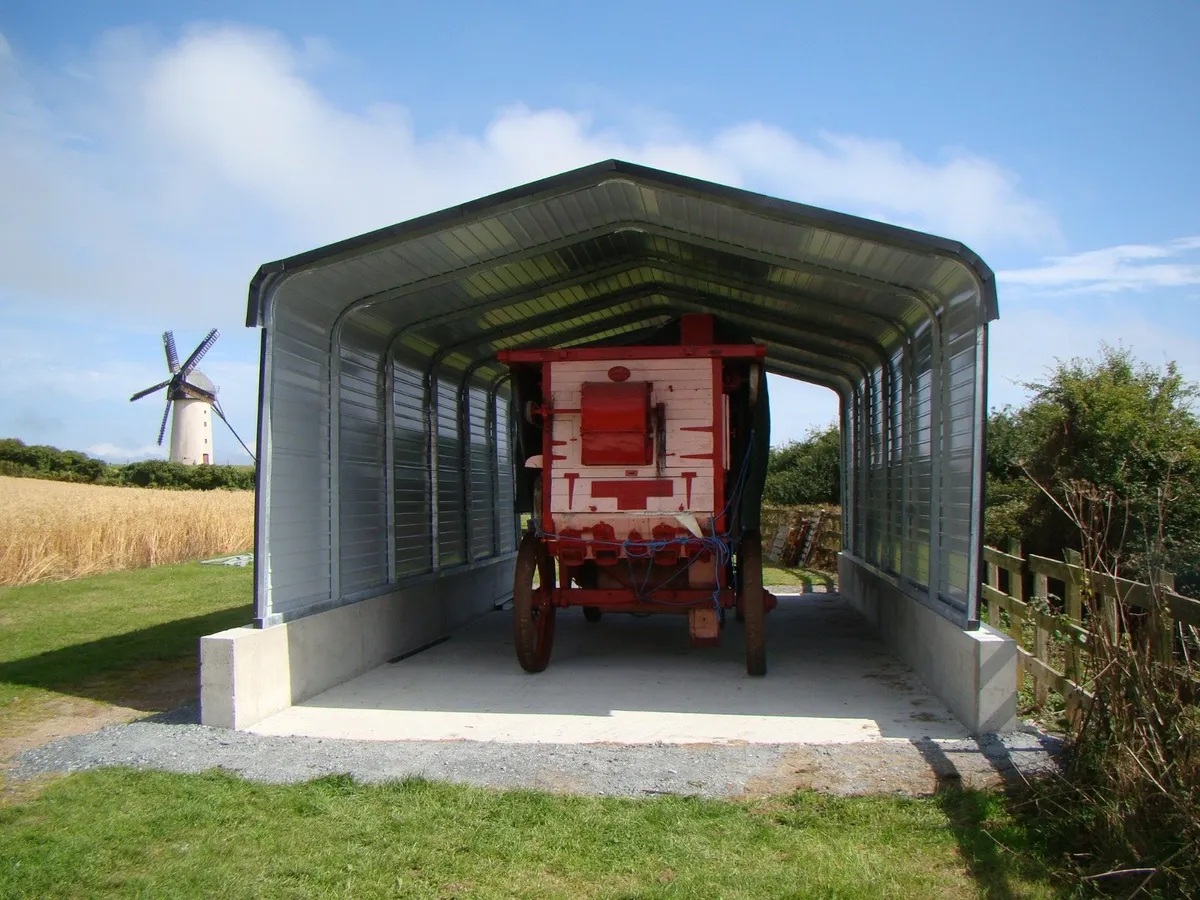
981 541 1200 714
762 506 841 570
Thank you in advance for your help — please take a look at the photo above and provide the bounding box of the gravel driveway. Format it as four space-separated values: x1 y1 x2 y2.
13 702 1062 798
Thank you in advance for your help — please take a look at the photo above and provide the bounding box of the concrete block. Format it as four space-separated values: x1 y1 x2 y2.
200 625 291 729
838 553 1018 734
201 557 514 730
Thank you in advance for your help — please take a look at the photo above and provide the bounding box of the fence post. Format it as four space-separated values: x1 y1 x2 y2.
1006 539 1026 701
1006 539 1025 642
1033 567 1050 708
1064 549 1084 684
1151 571 1175 664
1101 588 1119 646
986 558 1000 627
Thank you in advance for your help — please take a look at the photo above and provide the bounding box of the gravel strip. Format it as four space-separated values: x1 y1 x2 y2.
12 703 1062 798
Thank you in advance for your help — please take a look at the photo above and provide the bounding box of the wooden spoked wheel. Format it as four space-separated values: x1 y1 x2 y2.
513 532 557 672
739 529 766 676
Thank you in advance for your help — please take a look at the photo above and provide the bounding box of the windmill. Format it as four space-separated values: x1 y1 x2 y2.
129 330 255 464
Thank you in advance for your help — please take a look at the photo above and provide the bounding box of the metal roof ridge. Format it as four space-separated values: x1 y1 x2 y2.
245 158 997 327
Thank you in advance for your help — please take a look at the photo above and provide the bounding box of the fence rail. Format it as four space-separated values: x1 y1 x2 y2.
981 541 1200 715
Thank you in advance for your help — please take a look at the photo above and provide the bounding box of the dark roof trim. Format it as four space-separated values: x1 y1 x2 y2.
246 159 999 327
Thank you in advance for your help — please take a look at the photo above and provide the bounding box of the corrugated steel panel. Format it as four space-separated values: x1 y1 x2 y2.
467 385 493 560
248 160 996 630
496 389 516 555
392 357 431 578
337 317 389 595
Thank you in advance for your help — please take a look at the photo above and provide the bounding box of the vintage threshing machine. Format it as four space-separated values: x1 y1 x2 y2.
498 314 776 676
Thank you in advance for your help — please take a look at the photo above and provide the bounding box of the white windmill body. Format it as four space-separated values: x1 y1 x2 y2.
169 370 215 464
131 330 255 466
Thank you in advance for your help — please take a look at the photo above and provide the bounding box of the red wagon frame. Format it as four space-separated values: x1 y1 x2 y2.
499 318 776 675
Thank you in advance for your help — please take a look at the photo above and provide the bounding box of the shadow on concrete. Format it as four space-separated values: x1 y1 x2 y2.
0 606 251 713
283 594 968 741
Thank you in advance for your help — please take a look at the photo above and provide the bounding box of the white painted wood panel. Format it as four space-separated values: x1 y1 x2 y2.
545 358 722 537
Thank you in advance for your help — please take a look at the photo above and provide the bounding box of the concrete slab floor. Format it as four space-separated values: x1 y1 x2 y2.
250 594 971 745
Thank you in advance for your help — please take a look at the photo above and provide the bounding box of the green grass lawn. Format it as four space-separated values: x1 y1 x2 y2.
0 563 252 739
761 563 835 589
0 560 1069 897
0 769 1063 899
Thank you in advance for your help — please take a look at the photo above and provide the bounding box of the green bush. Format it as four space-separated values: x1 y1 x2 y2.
764 424 841 506
0 438 105 483
109 460 255 490
984 345 1200 580
0 438 254 491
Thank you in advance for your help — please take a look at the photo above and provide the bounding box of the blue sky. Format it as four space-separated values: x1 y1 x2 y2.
2 2 1198 462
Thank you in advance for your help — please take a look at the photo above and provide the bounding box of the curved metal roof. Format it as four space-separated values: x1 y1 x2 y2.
247 159 998 395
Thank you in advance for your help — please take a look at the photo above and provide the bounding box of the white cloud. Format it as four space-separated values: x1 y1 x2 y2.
85 442 166 462
0 327 165 403
714 126 1058 246
0 23 1061 332
988 304 1200 411
132 26 1057 248
24 23 1200 459
998 237 1200 293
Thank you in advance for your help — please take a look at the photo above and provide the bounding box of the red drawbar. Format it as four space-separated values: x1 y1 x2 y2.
580 381 653 466
591 479 673 510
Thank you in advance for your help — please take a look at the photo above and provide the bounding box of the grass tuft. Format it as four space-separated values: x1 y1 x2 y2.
0 769 1065 899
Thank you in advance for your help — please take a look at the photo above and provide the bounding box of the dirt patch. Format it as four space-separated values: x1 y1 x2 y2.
743 741 1032 797
1 660 198 768
0 696 142 762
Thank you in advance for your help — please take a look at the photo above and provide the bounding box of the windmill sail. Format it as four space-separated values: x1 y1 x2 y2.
129 378 172 402
163 331 180 373
131 328 251 464
157 398 172 445
180 328 219 377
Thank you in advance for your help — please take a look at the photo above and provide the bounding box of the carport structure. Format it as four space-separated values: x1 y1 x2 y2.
201 160 1017 735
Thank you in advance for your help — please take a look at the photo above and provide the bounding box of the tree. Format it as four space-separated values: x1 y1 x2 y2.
763 424 841 506
987 345 1200 578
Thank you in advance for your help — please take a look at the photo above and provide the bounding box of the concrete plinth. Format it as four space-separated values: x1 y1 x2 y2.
249 593 973 744
201 558 513 729
838 553 1017 734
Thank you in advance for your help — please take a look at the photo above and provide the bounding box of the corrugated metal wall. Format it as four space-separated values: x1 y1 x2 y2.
840 313 987 624
255 308 518 627
256 295 334 624
248 164 993 633
259 294 985 629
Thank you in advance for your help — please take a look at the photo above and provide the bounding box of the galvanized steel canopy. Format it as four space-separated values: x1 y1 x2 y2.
248 160 998 629
249 160 995 391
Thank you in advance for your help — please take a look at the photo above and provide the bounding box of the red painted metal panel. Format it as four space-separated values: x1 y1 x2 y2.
499 345 765 363
580 381 653 466
711 358 725 532
551 587 777 612
542 362 554 532
589 478 674 510
680 313 715 345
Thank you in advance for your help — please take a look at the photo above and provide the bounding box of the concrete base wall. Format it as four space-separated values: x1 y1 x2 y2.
838 553 1017 734
201 558 514 729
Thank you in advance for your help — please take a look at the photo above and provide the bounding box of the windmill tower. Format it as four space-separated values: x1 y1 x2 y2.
129 330 253 464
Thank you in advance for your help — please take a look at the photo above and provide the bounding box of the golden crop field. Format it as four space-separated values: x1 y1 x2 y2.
0 477 254 586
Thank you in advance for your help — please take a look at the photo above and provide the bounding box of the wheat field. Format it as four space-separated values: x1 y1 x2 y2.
0 477 254 586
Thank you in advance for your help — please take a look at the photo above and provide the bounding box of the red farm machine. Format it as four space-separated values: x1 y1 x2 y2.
499 314 776 676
